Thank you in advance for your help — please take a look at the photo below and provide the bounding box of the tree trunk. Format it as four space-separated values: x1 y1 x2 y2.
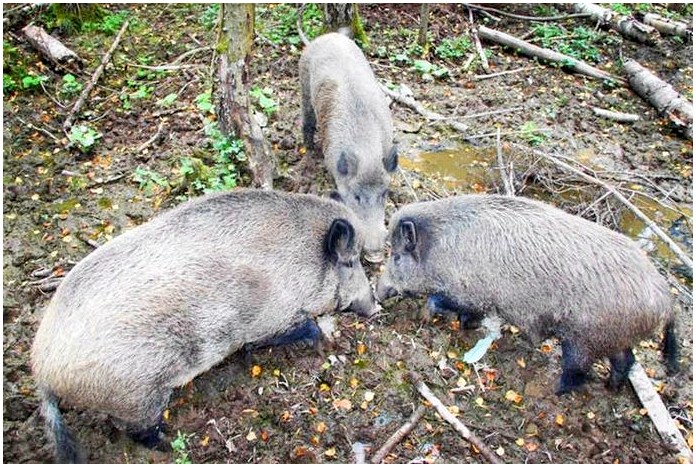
417 4 429 48
573 3 659 44
218 3 274 189
322 3 368 44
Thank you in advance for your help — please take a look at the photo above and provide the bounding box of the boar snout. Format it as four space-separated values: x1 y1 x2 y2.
351 293 378 317
376 277 398 302
363 225 388 263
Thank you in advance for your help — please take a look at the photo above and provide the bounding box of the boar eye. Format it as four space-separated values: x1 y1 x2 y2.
354 195 362 203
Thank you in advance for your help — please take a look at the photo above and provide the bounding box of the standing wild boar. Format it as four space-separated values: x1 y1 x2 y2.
31 189 376 463
299 32 398 262
376 195 678 394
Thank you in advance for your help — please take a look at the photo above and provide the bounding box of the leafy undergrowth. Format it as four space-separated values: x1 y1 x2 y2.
3 3 693 464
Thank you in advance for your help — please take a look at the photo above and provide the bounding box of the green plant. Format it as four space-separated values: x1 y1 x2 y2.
519 121 547 146
46 4 106 33
532 24 603 63
21 74 48 90
132 167 169 195
157 93 178 108
81 11 128 34
195 90 215 114
250 86 277 116
199 4 219 30
390 52 412 65
68 125 102 153
534 4 558 16
610 3 633 16
3 74 18 94
435 36 472 60
61 74 82 95
257 3 322 45
412 59 449 79
171 431 193 464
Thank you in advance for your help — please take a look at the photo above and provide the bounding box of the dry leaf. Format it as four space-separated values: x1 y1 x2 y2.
446 350 458 359
200 435 209 446
364 391 375 402
261 430 269 442
456 377 468 388
163 409 170 421
310 435 320 446
516 357 526 368
357 342 367 355
333 399 352 411
587 412 596 420
246 430 257 441
505 390 523 404
316 422 327 433
475 397 486 408
319 383 331 392
496 446 505 456
251 365 262 377
515 438 525 447
509 325 520 335
350 377 359 389
555 414 565 426
448 405 460 415
280 410 292 422
525 442 539 452
540 343 553 353
644 367 656 378
324 447 337 458
272 369 281 377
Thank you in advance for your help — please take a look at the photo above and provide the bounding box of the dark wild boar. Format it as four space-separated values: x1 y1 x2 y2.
32 189 376 463
376 195 678 394
299 32 397 262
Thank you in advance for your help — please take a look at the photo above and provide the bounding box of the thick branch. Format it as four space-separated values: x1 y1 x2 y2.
642 13 692 39
478 25 625 84
574 3 659 44
624 59 693 139
63 20 129 130
629 363 693 463
22 24 82 72
408 372 502 463
591 107 640 123
370 405 426 464
380 84 469 134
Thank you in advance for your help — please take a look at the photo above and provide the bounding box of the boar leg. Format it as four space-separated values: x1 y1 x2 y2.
426 294 483 329
607 348 635 391
126 414 169 451
124 389 172 450
244 318 324 364
557 339 592 394
301 89 316 150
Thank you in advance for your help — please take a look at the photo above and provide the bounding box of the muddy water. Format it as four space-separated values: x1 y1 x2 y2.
401 146 693 265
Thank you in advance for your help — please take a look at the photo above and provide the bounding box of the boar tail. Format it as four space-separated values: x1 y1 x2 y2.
297 4 310 46
39 387 82 463
662 318 679 375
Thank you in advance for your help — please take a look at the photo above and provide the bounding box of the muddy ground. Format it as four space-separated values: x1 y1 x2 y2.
3 3 693 464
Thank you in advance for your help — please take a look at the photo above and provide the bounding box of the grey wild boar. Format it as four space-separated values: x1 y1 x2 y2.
31 189 376 463
376 195 678 394
299 32 398 262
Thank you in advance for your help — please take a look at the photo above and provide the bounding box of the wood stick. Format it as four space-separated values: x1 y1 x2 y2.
642 13 692 39
628 363 693 463
591 107 640 123
473 66 537 81
624 59 693 139
573 3 659 44
380 84 469 134
63 20 129 131
466 3 592 22
496 127 514 196
136 121 166 154
370 405 426 464
408 372 502 463
535 150 693 272
478 25 625 84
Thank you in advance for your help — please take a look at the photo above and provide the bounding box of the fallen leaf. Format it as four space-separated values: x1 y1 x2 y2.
310 435 320 446
360 401 368 410
272 369 281 377
496 446 505 456
200 435 209 446
333 399 352 411
364 391 375 402
505 390 523 404
324 447 337 458
525 442 539 452
587 412 596 420
251 365 262 377
446 350 458 359
246 430 257 441
644 367 656 378
309 407 318 415
448 405 460 415
475 397 486 408
357 342 367 355
261 430 269 442
163 409 170 421
555 414 565 426
456 377 468 388
350 377 359 389
515 438 525 447
319 383 331 392
316 422 327 433
280 411 293 422
299 146 307 156
639 408 648 416
509 325 520 335
540 343 554 353
516 357 526 369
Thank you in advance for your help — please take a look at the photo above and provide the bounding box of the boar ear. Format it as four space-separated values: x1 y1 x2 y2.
383 145 398 173
400 220 417 253
329 191 344 203
337 151 358 177
325 218 356 264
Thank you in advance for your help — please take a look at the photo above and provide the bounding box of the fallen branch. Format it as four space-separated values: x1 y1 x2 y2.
624 59 693 139
591 107 640 123
535 150 693 273
15 116 60 142
380 84 469 134
473 66 537 81
136 121 166 155
642 13 692 39
478 25 625 84
466 4 592 22
22 24 82 72
459 106 525 120
63 20 129 131
370 405 426 464
408 372 502 463
629 363 693 463
574 3 659 44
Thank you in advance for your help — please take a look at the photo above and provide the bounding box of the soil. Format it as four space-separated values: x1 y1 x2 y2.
3 3 693 464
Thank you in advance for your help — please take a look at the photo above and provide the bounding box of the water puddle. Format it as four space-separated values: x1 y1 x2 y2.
400 146 496 192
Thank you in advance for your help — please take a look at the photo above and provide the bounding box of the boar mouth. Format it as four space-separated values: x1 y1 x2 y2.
363 251 385 263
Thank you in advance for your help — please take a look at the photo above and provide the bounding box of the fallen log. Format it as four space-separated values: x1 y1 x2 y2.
63 20 129 131
642 13 692 39
408 372 502 463
22 24 83 72
624 59 693 139
478 25 624 84
573 3 659 44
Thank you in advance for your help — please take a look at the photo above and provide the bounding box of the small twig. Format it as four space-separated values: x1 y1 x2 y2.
15 116 60 142
466 4 593 22
380 84 469 134
172 45 213 64
136 121 166 154
127 63 203 71
496 128 514 196
408 372 502 463
466 6 490 73
64 20 129 131
370 405 427 464
473 66 538 81
459 106 525 120
398 167 420 202
592 107 640 123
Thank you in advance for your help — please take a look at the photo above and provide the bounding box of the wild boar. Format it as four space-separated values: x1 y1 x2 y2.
299 32 398 262
376 194 678 394
31 189 377 463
